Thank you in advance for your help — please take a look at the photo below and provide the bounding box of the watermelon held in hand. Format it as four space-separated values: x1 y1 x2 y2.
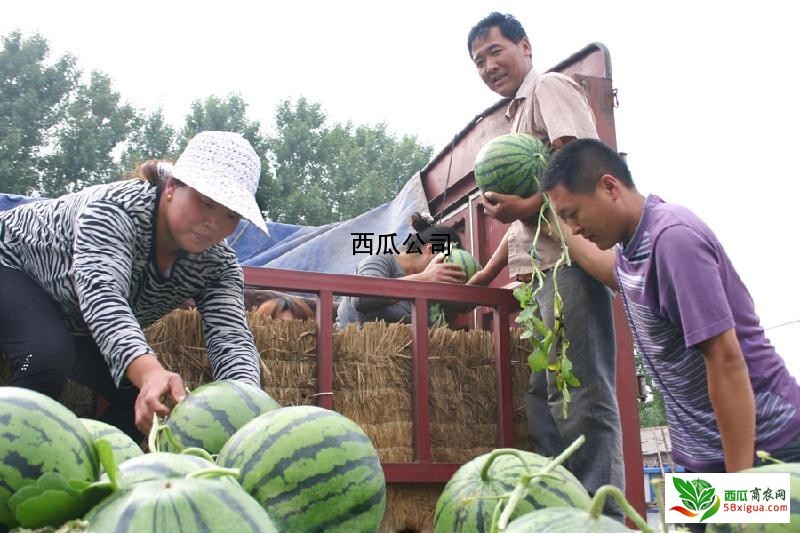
217 405 386 532
433 448 590 532
80 418 142 468
84 477 278 532
160 379 280 455
0 387 100 529
474 132 550 198
445 246 481 283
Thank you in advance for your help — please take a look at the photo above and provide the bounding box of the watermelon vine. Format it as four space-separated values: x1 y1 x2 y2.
513 196 579 418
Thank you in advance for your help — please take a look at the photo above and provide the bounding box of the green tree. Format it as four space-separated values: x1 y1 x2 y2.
41 71 135 195
636 351 668 427
178 94 271 218
266 97 433 225
0 31 76 195
120 108 178 172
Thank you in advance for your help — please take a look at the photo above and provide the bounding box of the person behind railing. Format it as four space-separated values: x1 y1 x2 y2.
335 212 465 329
256 295 315 321
0 131 268 442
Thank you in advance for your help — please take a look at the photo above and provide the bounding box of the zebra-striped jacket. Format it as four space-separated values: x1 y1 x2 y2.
0 179 260 387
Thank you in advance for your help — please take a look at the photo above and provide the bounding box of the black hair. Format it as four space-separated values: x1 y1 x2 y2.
540 139 635 195
467 12 527 55
408 212 462 251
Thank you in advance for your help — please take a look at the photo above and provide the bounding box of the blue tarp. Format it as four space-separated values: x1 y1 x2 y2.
0 174 430 275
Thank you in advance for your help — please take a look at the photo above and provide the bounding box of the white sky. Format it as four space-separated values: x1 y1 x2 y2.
4 0 798 374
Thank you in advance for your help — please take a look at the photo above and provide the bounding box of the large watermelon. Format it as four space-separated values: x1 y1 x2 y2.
505 506 631 532
217 405 386 532
0 387 99 529
474 132 550 198
708 462 800 532
109 452 227 486
80 418 143 468
83 477 278 532
434 449 590 532
160 380 280 454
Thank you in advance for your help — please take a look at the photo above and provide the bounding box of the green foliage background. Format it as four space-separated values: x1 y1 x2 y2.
0 31 432 224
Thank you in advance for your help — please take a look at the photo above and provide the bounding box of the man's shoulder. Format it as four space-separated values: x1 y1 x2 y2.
535 71 581 91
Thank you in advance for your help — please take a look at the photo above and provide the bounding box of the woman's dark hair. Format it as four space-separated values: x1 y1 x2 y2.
408 212 462 251
256 296 315 320
130 160 184 188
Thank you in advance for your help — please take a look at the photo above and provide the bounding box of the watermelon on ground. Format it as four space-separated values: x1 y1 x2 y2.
217 405 386 532
84 477 277 532
474 132 550 198
505 505 631 532
434 449 590 532
108 452 230 486
80 418 142 468
160 379 280 454
0 387 99 529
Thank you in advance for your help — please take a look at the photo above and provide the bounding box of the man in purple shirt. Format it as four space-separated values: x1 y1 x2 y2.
540 138 800 472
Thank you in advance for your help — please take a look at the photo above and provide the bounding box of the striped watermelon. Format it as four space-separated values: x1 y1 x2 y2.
160 380 280 454
80 418 143 468
0 387 99 529
505 506 631 532
109 452 222 486
708 462 800 532
474 132 550 198
84 477 278 532
217 405 386 532
434 449 590 532
445 246 481 282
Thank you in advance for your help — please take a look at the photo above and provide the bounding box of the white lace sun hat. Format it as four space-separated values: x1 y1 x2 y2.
171 131 269 235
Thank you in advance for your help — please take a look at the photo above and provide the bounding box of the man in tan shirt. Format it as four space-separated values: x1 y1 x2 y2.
466 12 625 513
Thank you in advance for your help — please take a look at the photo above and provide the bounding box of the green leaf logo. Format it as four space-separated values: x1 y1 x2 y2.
670 477 720 522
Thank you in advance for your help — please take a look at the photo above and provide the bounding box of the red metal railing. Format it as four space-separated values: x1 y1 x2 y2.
243 266 519 483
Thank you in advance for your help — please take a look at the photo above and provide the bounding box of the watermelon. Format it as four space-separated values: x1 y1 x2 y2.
505 484 648 533
445 246 481 282
505 506 631 532
160 380 280 454
0 387 99 529
217 405 386 532
80 418 142 468
708 462 800 532
473 132 550 198
84 477 278 532
109 452 226 486
434 449 590 532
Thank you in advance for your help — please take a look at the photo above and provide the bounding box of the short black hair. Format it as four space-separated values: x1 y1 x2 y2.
540 139 635 194
467 12 527 55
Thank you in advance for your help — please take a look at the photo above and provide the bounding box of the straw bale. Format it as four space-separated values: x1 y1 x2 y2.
379 483 445 533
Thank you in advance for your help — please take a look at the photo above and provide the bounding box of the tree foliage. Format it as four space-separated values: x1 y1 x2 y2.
0 32 433 226
0 31 76 195
635 351 668 428
266 97 432 225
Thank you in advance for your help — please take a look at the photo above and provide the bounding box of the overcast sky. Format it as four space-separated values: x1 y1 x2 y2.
4 0 798 374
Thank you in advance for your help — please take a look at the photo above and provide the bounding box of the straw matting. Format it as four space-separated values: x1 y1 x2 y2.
144 309 533 532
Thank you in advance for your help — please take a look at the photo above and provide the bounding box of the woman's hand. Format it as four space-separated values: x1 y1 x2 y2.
125 354 187 435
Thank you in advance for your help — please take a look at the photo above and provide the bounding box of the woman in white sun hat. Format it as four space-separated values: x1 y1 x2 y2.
0 131 268 440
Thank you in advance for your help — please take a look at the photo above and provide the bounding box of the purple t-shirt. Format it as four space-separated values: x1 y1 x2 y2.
616 195 800 472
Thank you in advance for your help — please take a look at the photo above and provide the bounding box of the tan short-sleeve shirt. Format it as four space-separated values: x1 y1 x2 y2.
506 68 599 278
